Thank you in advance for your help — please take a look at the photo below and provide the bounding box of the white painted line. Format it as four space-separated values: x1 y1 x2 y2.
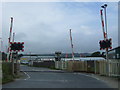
76 73 100 81
91 74 100 80
23 71 30 80
16 71 30 81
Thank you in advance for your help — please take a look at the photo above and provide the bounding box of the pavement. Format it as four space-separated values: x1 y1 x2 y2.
91 74 119 89
20 65 66 73
2 65 116 88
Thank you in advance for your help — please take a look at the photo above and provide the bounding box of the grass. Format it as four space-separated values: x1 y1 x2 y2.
2 75 14 84
2 62 23 84
2 62 14 84
0 78 2 84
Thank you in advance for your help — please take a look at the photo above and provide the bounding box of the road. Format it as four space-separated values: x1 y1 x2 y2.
2 65 111 88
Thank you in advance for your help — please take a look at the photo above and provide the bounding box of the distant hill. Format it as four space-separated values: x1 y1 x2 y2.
22 53 91 58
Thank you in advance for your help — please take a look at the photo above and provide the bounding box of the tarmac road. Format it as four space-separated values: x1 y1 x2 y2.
2 65 111 88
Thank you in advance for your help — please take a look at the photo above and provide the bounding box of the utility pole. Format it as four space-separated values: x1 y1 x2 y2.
69 29 74 61
100 4 109 76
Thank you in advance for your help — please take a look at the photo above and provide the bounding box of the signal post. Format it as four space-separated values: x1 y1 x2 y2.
10 42 24 75
100 4 112 76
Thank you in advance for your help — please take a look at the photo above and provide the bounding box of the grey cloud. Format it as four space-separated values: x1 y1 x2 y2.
2 2 118 54
15 32 27 41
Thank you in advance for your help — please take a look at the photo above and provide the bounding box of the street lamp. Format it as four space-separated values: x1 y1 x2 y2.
101 4 107 8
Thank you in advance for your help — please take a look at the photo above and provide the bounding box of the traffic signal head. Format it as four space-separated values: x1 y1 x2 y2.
99 38 112 50
107 38 112 49
99 40 107 50
10 42 24 52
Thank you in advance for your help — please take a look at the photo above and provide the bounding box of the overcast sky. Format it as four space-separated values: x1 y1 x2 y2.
2 2 118 54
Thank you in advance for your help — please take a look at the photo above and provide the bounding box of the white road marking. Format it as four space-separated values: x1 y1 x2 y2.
23 71 30 80
91 74 100 80
75 73 100 81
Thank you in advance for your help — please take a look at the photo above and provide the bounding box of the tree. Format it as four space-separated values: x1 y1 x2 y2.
91 51 101 57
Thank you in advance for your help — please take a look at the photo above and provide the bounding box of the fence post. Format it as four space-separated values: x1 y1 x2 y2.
94 61 96 74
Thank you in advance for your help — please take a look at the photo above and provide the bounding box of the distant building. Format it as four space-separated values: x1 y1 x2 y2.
108 46 120 59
